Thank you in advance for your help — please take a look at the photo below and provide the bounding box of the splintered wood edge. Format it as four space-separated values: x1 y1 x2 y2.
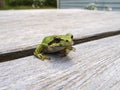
0 30 120 62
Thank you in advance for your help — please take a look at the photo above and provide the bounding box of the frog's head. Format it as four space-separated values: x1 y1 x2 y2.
57 33 74 47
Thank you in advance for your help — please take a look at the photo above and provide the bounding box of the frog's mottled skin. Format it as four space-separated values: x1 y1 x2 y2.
34 33 75 60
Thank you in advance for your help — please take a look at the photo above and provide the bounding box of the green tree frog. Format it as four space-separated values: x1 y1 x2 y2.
34 33 75 60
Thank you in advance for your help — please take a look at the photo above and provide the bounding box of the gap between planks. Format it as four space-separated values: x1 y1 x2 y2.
0 30 120 62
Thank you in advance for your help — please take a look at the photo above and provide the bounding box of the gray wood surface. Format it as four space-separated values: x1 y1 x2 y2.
0 9 120 55
1 35 120 90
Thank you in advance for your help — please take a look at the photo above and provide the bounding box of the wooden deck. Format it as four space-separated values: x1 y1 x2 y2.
0 9 120 90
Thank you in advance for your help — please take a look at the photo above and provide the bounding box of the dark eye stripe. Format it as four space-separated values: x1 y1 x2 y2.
66 40 69 42
54 37 61 43
48 37 61 45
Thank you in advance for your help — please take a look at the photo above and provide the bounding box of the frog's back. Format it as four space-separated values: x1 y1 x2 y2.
42 35 55 44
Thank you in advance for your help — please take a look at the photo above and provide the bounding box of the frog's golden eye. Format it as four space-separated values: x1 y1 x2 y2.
71 35 73 39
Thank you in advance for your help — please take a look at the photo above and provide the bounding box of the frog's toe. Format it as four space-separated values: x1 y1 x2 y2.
39 55 50 61
37 54 44 60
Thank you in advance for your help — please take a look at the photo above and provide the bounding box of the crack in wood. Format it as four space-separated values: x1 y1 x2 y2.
0 30 120 62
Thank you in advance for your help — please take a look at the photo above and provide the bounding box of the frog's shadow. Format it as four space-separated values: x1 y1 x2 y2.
45 53 74 70
46 53 72 61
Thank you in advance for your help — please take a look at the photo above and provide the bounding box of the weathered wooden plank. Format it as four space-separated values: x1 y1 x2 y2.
0 35 120 90
1 30 120 62
0 9 120 58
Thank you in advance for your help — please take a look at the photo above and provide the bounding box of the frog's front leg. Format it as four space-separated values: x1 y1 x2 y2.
34 44 50 60
59 47 75 56
35 53 50 60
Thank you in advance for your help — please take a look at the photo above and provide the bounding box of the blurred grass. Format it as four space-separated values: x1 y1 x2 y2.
0 0 57 10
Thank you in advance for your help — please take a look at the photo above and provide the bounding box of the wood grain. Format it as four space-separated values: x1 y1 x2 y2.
0 9 120 55
0 35 120 90
0 30 120 62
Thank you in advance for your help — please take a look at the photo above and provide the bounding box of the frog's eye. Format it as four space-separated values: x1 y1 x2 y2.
71 35 73 39
66 40 69 42
54 37 61 43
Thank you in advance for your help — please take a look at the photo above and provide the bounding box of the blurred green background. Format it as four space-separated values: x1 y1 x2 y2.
0 0 57 10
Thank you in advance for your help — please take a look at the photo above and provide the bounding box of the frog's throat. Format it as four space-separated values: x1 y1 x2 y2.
44 46 65 53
